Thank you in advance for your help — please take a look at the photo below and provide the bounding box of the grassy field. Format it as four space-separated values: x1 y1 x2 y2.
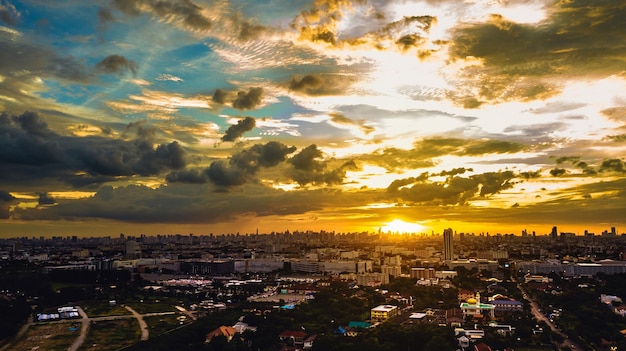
80 301 131 317
126 297 180 314
9 322 79 351
78 319 139 351
143 314 191 337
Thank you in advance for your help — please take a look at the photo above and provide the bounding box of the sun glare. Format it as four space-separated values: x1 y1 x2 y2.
381 219 427 234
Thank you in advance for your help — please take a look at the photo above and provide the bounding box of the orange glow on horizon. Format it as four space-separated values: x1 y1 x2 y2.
381 219 428 234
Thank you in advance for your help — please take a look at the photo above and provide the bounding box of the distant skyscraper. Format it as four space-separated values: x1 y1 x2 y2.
443 228 454 261
125 239 141 259
551 226 558 240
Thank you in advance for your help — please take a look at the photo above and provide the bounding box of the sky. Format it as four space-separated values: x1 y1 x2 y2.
1 0 626 238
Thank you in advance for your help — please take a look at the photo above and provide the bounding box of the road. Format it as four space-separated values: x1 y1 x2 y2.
518 282 583 350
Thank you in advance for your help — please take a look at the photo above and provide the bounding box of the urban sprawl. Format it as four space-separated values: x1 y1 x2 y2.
1 226 626 351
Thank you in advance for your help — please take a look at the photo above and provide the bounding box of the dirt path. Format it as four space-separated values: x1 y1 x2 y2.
68 306 90 351
124 306 149 341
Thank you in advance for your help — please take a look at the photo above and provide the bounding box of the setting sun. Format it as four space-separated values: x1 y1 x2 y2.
381 219 427 234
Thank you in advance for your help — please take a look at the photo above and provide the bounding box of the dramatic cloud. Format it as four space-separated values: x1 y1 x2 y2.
0 190 15 219
288 145 355 186
3 1 626 234
167 141 297 187
0 38 91 85
212 89 228 104
232 87 264 110
96 55 138 76
360 138 526 172
288 74 354 96
0 0 20 25
37 192 56 205
449 1 626 105
222 116 256 142
386 170 516 205
111 0 212 31
0 111 190 186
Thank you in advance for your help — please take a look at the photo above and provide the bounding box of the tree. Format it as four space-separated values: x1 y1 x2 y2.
424 335 453 351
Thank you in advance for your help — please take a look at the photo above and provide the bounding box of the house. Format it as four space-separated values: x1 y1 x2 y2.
205 326 237 343
446 308 464 327
344 321 370 336
279 330 308 346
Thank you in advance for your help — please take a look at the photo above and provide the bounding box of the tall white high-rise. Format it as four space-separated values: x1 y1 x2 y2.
443 228 454 261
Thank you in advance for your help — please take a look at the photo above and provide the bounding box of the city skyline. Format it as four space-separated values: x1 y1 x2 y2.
1 0 626 238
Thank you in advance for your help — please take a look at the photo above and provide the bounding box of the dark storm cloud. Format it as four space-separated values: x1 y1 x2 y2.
550 168 567 177
231 141 297 171
37 192 56 205
599 159 626 173
0 39 91 84
287 145 356 186
519 170 541 179
221 117 256 142
212 89 228 104
553 156 580 165
111 0 212 31
288 74 356 96
167 141 297 187
0 111 190 187
0 0 19 25
449 1 626 104
0 190 15 202
232 87 264 110
385 170 516 205
96 55 138 76
289 144 324 172
16 182 330 224
0 190 15 219
165 168 208 184
230 12 269 41
439 168 473 177
124 120 157 139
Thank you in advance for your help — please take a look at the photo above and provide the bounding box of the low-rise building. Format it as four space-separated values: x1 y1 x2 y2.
370 304 398 323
